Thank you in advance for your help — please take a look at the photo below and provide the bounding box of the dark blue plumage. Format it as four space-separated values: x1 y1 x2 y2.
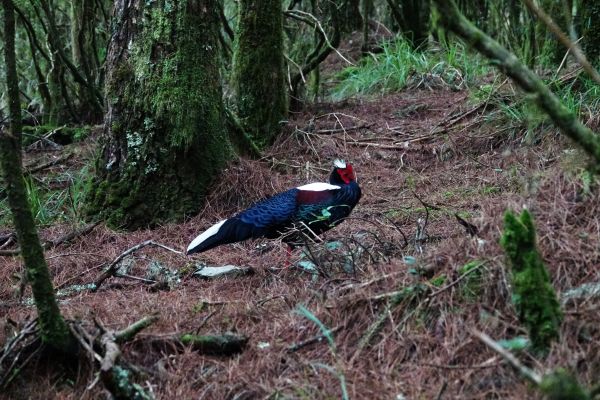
186 160 361 255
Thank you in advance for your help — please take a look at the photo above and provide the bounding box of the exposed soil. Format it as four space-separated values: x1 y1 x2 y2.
1 85 599 399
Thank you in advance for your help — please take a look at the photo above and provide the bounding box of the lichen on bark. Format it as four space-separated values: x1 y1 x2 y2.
500 209 562 355
87 0 232 229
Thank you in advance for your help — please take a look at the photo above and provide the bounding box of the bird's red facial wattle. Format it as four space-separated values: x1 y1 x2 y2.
337 165 355 183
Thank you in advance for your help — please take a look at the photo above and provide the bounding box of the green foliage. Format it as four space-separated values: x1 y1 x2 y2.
500 209 562 355
22 125 92 146
497 336 530 351
331 38 490 99
295 305 349 400
540 369 590 400
458 260 484 300
0 164 92 228
471 74 600 146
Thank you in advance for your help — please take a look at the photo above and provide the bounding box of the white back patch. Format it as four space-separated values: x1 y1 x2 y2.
297 182 340 191
187 219 227 253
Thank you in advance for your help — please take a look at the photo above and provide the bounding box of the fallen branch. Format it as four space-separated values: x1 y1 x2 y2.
471 329 542 384
143 332 248 356
92 240 182 291
314 124 372 135
115 314 160 343
23 153 73 175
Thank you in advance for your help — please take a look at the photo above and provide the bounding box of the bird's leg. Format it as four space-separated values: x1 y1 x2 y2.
285 245 293 268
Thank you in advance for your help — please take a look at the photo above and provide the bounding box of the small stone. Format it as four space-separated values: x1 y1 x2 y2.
193 265 253 279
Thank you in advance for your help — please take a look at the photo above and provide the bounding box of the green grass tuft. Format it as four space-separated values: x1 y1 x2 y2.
331 38 490 100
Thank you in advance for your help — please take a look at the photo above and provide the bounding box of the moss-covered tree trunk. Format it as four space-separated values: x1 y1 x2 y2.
232 0 286 146
1 0 73 353
87 0 232 229
70 0 103 122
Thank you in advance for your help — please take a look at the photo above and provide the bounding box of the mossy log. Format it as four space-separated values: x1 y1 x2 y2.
146 332 248 356
87 0 232 228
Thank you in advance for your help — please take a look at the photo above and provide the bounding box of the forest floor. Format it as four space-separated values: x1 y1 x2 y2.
2 63 600 399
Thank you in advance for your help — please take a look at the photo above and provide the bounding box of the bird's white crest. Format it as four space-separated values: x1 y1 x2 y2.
333 159 346 168
187 219 226 253
297 182 340 191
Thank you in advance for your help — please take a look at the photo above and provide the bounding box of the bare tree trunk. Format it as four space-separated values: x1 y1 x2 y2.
1 0 73 353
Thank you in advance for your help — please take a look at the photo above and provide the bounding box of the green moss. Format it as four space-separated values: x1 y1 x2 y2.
540 369 590 400
458 260 484 301
429 274 447 287
500 209 562 355
87 0 232 228
232 0 286 146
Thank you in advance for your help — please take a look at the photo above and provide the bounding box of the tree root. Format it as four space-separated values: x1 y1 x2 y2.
1 314 248 398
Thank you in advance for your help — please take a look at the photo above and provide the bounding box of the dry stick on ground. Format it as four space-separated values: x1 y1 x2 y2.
0 222 99 256
23 153 73 175
314 124 372 135
523 0 600 85
92 240 183 291
0 320 44 389
471 329 542 385
288 325 344 352
433 0 600 168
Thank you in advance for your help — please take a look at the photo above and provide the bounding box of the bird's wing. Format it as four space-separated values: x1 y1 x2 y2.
238 188 300 228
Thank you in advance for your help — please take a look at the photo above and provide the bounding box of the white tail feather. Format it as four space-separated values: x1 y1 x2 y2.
187 219 227 253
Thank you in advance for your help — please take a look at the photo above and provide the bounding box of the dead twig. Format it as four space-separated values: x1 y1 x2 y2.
314 124 372 135
471 329 542 385
287 325 343 352
114 314 160 343
23 153 73 175
92 240 182 291
0 320 39 388
143 332 248 356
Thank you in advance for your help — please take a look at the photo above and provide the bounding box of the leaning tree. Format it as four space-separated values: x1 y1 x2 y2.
87 0 233 228
1 0 74 353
